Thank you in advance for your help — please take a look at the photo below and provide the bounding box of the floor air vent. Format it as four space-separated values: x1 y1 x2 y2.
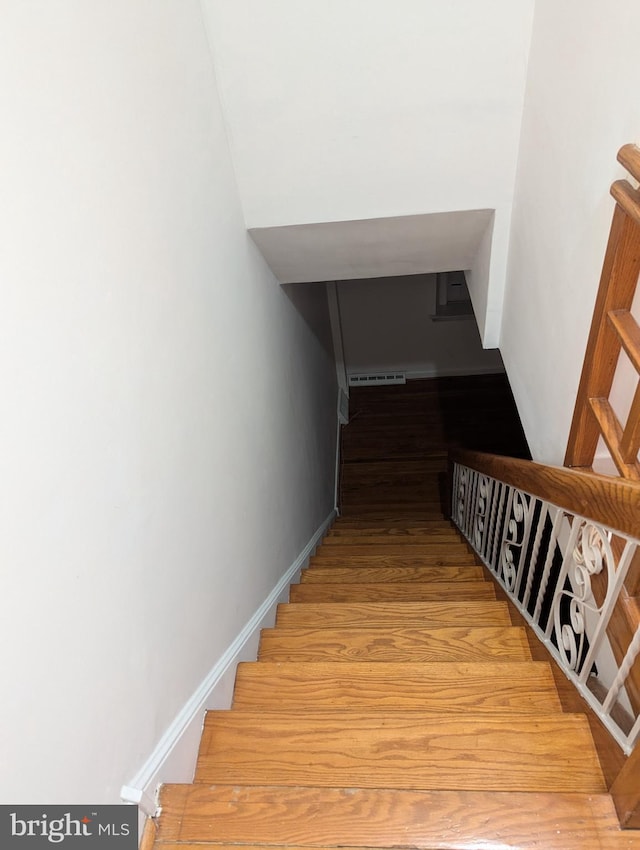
348 372 406 386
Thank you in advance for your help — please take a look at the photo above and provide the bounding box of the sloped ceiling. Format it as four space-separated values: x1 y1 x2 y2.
249 210 493 284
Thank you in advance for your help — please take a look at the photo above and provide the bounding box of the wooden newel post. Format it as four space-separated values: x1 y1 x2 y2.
611 743 640 828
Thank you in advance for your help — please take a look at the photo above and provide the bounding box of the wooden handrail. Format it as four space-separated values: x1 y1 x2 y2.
610 180 640 228
459 145 640 830
618 143 640 183
565 144 640 479
451 448 640 538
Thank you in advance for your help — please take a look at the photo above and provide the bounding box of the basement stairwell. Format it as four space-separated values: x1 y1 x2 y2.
143 374 640 850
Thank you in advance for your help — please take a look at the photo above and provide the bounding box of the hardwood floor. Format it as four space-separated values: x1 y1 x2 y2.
149 375 640 850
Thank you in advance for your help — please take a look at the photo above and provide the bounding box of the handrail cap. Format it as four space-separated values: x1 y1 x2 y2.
450 448 640 539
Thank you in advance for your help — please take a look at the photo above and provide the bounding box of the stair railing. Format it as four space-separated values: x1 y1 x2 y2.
565 143 640 481
451 448 640 754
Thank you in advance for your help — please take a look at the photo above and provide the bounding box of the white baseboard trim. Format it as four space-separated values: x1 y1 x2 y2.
334 415 342 517
121 508 336 818
404 365 506 380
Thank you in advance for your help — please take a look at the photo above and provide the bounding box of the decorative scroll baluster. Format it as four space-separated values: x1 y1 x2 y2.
495 488 515 583
473 475 491 557
451 459 640 754
468 470 479 542
490 482 507 573
577 538 635 684
499 489 534 594
512 492 536 599
546 517 582 641
604 625 640 716
532 508 564 625
519 502 548 607
485 477 500 564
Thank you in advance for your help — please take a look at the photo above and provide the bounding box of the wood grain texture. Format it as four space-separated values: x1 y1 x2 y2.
565 198 640 470
609 309 640 374
589 397 640 479
488 578 628 789
155 785 640 849
289 581 495 603
275 601 511 628
453 448 640 538
327 524 455 536
321 532 461 545
140 818 157 850
232 660 562 712
338 509 448 519
195 711 605 792
310 553 478 567
301 565 484 583
331 519 451 529
620 545 640 598
618 143 640 183
340 458 449 473
620 383 640 465
258 625 533 662
611 180 640 229
314 543 470 557
611 740 640 827
340 494 444 504
149 373 628 847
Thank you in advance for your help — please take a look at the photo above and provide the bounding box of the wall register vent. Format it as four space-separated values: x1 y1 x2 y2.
348 372 406 386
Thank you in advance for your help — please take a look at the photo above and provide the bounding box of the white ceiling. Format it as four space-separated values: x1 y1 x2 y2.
249 210 494 284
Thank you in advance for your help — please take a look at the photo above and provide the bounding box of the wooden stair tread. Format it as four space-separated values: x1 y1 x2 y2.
315 544 469 557
155 785 640 850
341 479 444 488
195 711 605 792
327 526 455 536
343 495 447 506
331 520 451 529
340 495 447 504
340 458 448 470
341 484 445 493
342 502 449 512
258 625 533 662
310 554 478 567
301 565 484 583
289 581 495 603
322 534 461 545
232 660 562 712
275 601 510 628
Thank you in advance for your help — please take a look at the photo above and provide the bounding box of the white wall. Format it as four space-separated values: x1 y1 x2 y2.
0 0 337 806
202 0 534 346
501 0 640 464
338 276 504 378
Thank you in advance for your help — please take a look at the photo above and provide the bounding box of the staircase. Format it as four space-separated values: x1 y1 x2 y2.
147 376 640 850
